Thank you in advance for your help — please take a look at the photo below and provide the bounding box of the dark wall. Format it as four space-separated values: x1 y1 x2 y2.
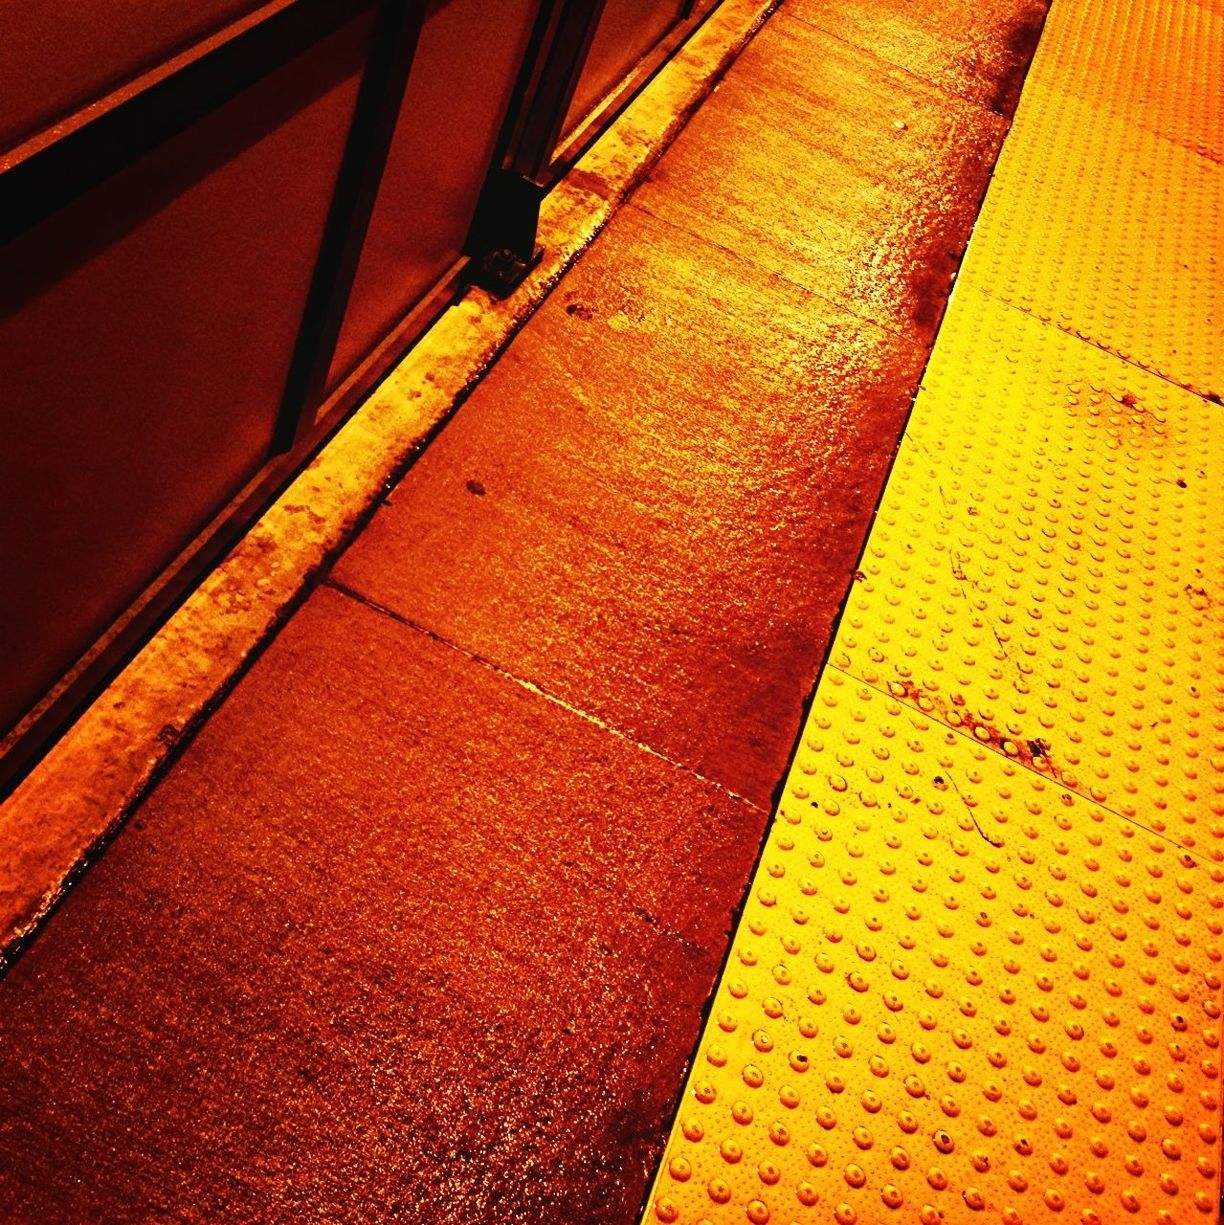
0 0 714 785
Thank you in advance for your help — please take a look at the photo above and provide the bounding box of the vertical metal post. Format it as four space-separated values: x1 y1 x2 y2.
465 0 608 297
270 0 429 456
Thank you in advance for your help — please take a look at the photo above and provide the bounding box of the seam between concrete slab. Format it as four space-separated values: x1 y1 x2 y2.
324 578 769 819
0 0 784 971
1181 140 1222 167
966 280 1224 404
828 664 1210 862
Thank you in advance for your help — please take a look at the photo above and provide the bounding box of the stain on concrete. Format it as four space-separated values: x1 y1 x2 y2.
889 676 1066 781
988 4 1051 117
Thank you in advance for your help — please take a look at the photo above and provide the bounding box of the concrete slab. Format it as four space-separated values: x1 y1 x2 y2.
633 11 1010 343
0 587 760 1224
334 203 927 809
787 0 1049 116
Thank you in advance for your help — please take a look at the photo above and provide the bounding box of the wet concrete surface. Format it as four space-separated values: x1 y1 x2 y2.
335 203 927 809
0 2 1044 1221
0 589 757 1224
788 0 1049 117
632 12 1011 344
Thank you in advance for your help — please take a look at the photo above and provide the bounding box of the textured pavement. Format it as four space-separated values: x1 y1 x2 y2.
0 3 1044 1221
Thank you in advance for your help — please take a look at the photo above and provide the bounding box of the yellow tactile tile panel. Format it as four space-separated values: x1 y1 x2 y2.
833 297 1223 857
643 0 1223 1218
1032 0 1224 161
954 1 1222 399
957 95 1221 400
649 681 1222 1224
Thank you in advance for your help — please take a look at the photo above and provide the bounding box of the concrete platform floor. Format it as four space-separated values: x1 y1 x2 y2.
0 3 1046 1221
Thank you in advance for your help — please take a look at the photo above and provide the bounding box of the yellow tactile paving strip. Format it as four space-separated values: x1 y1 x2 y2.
957 1 1222 399
643 0 1224 1221
835 301 1221 858
1029 0 1223 161
962 95 1222 401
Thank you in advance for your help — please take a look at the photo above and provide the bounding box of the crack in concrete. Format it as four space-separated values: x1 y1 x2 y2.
979 286 1223 406
944 767 1006 847
832 664 1208 863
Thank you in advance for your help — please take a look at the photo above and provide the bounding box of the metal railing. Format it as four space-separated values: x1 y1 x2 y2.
0 0 714 793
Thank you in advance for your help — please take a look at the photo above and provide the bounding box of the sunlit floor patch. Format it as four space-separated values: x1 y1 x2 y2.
643 0 1223 1219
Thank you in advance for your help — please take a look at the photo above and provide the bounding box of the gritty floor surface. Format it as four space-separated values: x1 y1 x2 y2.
642 0 1224 1218
0 3 1045 1221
